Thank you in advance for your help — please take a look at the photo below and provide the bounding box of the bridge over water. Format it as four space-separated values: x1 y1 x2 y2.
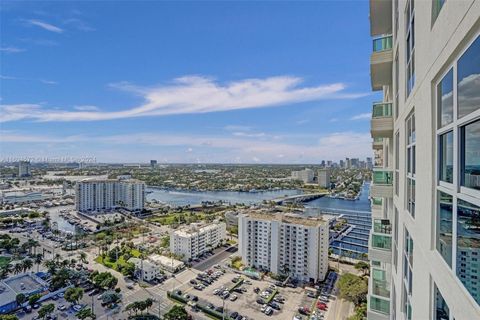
271 192 329 205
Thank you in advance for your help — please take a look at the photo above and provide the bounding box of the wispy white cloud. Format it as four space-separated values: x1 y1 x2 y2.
350 112 371 120
26 19 64 33
295 119 310 125
73 105 100 111
0 75 368 123
0 47 25 53
0 130 372 163
0 75 58 85
40 79 58 85
63 18 95 32
224 125 252 132
329 118 338 122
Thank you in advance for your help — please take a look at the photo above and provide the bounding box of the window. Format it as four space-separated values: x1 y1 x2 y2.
439 131 453 183
406 0 415 97
394 207 399 271
438 69 454 127
457 36 480 119
395 52 400 119
432 0 446 23
461 120 480 190
395 131 400 196
406 113 416 217
457 199 480 305
434 285 450 320
436 192 453 267
403 229 414 320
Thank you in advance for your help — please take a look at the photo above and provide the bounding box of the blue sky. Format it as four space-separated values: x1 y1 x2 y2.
0 1 379 164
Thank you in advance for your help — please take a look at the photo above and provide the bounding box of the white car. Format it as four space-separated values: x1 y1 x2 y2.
261 304 268 312
229 294 238 301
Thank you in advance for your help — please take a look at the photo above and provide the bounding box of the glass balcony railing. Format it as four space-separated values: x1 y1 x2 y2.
373 35 393 52
372 234 392 250
372 197 383 206
372 268 390 298
372 102 393 118
373 137 383 143
372 170 393 185
374 219 392 234
370 296 390 315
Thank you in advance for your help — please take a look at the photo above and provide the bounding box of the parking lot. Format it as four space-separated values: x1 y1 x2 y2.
172 264 336 320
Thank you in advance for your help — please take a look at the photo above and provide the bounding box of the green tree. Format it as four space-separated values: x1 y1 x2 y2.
21 258 33 272
37 303 55 320
64 287 84 305
354 261 370 276
15 293 26 306
28 293 42 307
164 305 189 320
76 307 96 320
92 271 118 289
0 315 19 320
336 273 368 305
34 254 43 272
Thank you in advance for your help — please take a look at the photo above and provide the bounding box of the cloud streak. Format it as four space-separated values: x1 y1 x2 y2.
26 19 64 33
0 47 25 53
0 130 372 163
0 75 368 123
350 112 371 120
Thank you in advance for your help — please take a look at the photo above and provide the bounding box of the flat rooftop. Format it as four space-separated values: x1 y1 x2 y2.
243 212 327 227
174 222 225 237
0 273 47 306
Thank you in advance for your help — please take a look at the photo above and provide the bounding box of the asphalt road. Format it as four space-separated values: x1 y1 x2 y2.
192 245 238 271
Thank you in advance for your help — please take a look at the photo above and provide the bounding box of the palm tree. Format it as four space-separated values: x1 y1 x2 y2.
22 259 33 273
43 260 57 275
34 254 43 272
69 259 77 269
79 252 88 265
13 263 23 274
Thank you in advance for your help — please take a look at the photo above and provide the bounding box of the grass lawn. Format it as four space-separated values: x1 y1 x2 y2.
95 249 141 271
0 256 10 268
146 212 209 225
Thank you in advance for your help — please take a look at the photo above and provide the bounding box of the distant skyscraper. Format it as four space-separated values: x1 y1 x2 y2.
150 160 157 169
18 161 31 177
339 160 345 168
366 157 373 170
327 160 332 167
321 160 326 167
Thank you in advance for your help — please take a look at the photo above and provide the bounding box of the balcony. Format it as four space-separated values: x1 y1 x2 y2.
369 0 392 36
368 295 390 320
368 233 392 263
371 170 393 198
371 35 393 91
371 102 393 138
372 137 383 150
371 197 383 217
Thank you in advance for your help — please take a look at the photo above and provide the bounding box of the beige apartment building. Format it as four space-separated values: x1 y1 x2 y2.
368 0 480 319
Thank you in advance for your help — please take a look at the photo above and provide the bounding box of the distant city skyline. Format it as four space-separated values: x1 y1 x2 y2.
0 1 379 163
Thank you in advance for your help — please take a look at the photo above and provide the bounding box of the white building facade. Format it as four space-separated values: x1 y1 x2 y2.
238 212 329 283
368 1 480 319
170 222 226 260
291 169 315 183
18 161 31 177
75 179 145 213
318 168 331 189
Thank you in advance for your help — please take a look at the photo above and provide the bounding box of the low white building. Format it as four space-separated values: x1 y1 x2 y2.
149 254 184 273
128 258 161 281
291 169 314 183
238 212 329 283
170 221 226 261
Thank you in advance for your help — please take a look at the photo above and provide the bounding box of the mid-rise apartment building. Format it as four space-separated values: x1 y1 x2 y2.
291 168 315 183
18 161 31 177
75 179 145 213
238 212 329 282
368 1 479 319
318 168 331 189
170 221 226 260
